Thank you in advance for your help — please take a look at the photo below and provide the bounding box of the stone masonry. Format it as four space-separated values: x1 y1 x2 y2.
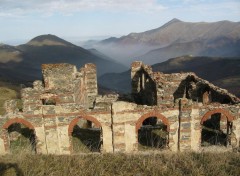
0 61 239 154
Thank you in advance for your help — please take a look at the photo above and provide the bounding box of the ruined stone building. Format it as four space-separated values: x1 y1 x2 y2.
0 61 240 154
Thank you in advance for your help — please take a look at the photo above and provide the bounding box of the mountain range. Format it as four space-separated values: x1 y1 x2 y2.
0 34 127 82
88 18 240 65
1 19 240 98
99 56 240 97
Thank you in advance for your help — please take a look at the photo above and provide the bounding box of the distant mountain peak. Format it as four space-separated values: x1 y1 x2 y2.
169 18 182 23
100 37 118 44
27 34 75 47
162 18 182 27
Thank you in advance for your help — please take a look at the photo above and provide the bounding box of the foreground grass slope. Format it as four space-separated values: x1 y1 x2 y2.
0 152 239 176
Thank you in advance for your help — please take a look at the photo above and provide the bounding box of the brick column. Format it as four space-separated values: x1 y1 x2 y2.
178 98 192 151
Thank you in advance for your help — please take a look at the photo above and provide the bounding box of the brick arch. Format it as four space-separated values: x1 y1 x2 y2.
2 118 35 130
136 112 170 132
200 108 234 125
1 118 35 153
68 115 102 136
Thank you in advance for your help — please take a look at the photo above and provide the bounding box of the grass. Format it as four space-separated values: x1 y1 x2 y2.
9 136 35 155
72 127 101 153
8 124 36 154
138 127 168 151
0 152 240 176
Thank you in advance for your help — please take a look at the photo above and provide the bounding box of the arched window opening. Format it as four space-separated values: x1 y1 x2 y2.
42 98 56 105
7 123 36 154
138 117 169 151
201 113 232 147
71 118 102 153
222 98 231 104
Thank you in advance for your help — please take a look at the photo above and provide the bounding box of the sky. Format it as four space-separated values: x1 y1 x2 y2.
0 0 240 45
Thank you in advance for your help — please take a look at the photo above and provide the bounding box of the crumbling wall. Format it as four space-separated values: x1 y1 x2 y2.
131 61 240 107
185 75 240 104
131 61 157 106
154 73 190 107
21 82 43 114
0 62 239 155
79 64 98 108
42 63 77 91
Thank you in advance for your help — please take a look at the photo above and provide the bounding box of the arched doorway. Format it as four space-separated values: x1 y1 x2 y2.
201 109 234 147
136 112 170 151
2 118 36 154
68 116 102 153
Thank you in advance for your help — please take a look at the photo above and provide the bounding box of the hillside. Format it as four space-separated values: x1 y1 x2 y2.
98 56 240 97
103 19 240 46
0 44 23 63
90 19 240 65
139 38 240 64
0 34 127 82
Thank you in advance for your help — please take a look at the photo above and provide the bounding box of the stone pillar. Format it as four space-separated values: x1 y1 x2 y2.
101 124 114 153
35 126 48 154
190 108 201 151
131 61 143 96
42 106 60 154
220 114 228 134
111 101 137 153
162 110 179 152
232 118 240 150
84 64 98 108
0 129 9 154
178 98 192 151
56 125 70 154
168 121 179 152
124 121 137 152
0 137 6 154
112 123 126 152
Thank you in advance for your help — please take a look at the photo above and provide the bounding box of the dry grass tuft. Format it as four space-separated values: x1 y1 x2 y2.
0 152 240 176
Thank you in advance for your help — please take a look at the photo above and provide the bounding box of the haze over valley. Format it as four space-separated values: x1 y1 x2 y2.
1 18 240 98
84 19 240 65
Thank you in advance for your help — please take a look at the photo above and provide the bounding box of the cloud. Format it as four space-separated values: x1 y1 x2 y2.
183 1 240 16
161 0 240 21
0 0 167 17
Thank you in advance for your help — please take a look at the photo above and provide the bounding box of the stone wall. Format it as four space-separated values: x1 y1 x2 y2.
1 99 238 154
0 62 239 155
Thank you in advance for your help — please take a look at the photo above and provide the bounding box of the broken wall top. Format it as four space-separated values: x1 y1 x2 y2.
131 61 240 105
42 63 77 91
